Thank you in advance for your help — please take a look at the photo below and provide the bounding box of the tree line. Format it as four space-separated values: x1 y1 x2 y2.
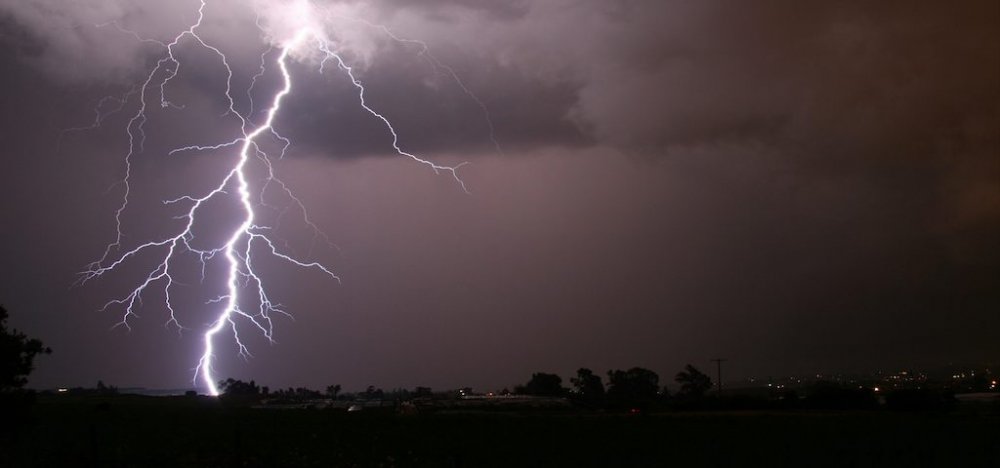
1 302 960 412
514 365 713 409
214 364 716 411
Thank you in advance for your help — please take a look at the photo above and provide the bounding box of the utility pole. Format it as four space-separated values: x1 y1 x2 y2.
711 358 727 397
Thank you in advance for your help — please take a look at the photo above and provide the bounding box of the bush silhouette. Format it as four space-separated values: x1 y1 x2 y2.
0 304 51 392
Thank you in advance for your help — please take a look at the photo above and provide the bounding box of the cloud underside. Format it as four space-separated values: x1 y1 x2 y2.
0 0 996 235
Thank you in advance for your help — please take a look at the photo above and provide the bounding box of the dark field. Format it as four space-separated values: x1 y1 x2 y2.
2 395 998 467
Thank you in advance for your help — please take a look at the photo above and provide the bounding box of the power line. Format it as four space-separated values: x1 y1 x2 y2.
711 358 727 397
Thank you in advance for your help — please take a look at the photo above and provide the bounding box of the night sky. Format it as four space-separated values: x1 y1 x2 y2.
0 0 997 393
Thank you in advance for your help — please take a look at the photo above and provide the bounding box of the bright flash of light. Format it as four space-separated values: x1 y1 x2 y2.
78 0 476 395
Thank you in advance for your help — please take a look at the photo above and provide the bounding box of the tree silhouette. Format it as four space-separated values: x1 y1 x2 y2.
325 384 342 399
606 367 660 407
95 380 119 395
570 368 605 402
0 304 51 391
219 378 260 396
516 372 567 396
364 385 384 400
675 364 712 398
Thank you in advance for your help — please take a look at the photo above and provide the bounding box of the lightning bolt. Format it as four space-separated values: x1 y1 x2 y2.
77 0 473 395
325 12 503 158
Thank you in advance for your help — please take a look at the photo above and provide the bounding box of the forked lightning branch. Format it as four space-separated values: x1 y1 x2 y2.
77 0 471 395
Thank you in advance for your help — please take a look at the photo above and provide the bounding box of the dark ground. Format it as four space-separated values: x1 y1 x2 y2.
2 395 998 467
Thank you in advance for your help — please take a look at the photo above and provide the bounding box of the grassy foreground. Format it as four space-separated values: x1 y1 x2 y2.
2 394 998 467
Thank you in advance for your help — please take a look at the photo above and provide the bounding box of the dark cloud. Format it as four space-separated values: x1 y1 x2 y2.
0 0 590 153
276 43 590 156
368 0 529 22
2 1 997 161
